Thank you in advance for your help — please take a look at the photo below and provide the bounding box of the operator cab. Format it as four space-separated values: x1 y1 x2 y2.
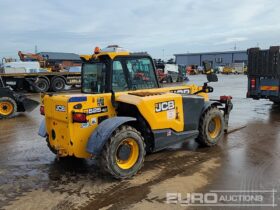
81 46 159 94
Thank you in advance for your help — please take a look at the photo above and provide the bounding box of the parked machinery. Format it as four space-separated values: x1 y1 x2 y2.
247 46 280 104
186 65 198 75
154 61 183 83
18 51 52 71
0 51 82 93
0 76 39 119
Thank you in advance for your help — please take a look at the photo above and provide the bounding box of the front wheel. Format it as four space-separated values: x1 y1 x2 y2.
196 107 225 147
0 97 17 119
100 125 146 179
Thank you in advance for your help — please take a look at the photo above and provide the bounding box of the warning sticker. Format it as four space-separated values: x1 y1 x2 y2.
167 109 176 120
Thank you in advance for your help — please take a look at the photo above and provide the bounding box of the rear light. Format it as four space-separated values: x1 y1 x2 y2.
40 106 45 115
72 112 87 123
220 95 232 102
251 78 256 89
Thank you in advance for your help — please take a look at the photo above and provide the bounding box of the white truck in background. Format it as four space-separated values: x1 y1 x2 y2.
0 61 81 92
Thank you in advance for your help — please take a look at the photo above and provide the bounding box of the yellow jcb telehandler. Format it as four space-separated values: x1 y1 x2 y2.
39 45 232 179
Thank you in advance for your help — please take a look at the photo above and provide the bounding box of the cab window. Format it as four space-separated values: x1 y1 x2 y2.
112 61 128 91
82 63 106 93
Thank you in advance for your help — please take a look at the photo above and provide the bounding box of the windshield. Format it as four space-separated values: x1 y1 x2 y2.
126 57 158 90
82 63 106 93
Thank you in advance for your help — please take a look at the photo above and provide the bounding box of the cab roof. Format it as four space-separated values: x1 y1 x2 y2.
81 45 150 61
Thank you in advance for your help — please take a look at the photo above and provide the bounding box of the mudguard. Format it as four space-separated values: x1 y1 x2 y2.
202 101 222 113
86 117 136 156
38 119 47 137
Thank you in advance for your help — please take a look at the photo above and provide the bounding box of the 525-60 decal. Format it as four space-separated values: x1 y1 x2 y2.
86 106 108 115
155 100 175 113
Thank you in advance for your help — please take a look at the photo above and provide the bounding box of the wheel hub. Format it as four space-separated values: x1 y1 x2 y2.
208 116 222 139
116 138 139 170
208 120 216 133
0 102 13 116
39 83 46 89
56 82 63 89
117 144 131 161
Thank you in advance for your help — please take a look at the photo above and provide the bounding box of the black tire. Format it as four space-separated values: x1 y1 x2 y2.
195 107 225 147
100 125 146 179
51 77 66 92
0 97 17 119
35 78 49 93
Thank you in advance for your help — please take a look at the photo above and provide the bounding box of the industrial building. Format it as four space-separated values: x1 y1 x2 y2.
174 50 247 68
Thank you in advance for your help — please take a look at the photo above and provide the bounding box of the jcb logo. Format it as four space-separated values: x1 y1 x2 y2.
155 101 175 113
56 105 66 112
171 89 190 94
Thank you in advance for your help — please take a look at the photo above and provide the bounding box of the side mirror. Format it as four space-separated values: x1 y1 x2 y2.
202 60 218 82
207 73 218 82
203 61 212 72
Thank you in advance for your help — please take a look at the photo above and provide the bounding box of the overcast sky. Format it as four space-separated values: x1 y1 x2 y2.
1 0 280 60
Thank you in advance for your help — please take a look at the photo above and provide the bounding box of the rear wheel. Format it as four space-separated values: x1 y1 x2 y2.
196 107 224 146
51 77 66 92
35 78 49 92
100 125 146 179
0 97 17 119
